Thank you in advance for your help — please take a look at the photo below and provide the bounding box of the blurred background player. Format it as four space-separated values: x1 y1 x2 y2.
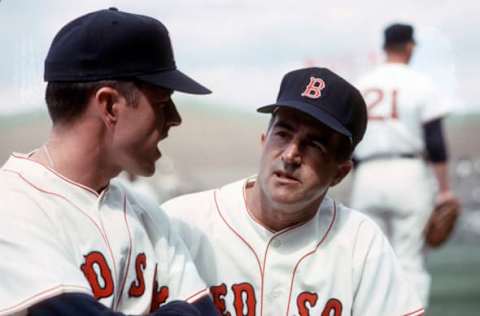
350 23 457 306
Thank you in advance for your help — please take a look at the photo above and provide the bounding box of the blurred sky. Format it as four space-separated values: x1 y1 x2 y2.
0 0 478 116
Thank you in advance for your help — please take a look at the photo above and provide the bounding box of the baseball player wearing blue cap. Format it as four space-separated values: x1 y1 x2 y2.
162 67 425 315
0 8 217 316
351 23 456 306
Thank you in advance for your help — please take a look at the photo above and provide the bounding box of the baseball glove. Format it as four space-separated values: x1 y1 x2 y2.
425 197 461 248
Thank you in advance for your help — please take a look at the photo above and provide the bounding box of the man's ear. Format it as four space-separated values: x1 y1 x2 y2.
330 159 353 187
95 87 124 127
261 133 266 146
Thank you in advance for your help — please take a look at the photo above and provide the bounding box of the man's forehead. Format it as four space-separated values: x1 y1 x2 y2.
273 108 331 133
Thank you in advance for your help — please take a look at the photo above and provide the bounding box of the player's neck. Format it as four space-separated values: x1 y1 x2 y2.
386 54 409 64
245 181 321 232
31 124 117 193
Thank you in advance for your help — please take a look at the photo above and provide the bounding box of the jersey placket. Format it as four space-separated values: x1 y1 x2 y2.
260 232 289 315
260 219 321 316
95 186 130 310
59 183 120 309
243 198 336 316
237 190 334 315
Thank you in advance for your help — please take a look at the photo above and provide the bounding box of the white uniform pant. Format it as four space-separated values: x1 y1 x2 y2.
350 158 435 306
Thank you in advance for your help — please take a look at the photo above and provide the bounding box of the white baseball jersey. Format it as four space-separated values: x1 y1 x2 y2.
351 63 448 306
162 178 424 316
0 153 208 316
354 63 448 160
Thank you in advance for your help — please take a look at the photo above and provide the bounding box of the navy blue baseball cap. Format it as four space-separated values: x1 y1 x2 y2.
44 8 211 95
257 67 367 148
384 23 415 48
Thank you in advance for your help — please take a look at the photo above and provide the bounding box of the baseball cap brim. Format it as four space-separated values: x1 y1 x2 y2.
136 69 211 95
257 101 353 142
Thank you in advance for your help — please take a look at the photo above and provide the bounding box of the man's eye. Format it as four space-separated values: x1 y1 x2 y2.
275 131 289 138
311 140 328 153
154 101 169 111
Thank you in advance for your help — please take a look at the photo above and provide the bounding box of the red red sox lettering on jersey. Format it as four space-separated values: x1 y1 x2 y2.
210 283 343 316
80 251 169 309
162 179 424 316
301 76 326 99
81 251 115 300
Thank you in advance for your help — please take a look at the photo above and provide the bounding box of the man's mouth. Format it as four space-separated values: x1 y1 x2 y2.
159 132 169 142
273 170 301 183
155 147 162 160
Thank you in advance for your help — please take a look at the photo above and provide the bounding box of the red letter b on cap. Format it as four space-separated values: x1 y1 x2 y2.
301 77 326 99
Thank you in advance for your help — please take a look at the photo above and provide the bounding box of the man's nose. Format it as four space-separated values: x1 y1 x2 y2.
165 100 182 128
281 141 302 166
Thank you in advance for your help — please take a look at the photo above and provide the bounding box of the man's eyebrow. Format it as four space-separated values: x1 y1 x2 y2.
309 134 330 146
273 120 295 131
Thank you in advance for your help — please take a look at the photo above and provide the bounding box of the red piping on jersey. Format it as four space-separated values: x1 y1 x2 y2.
97 204 118 299
114 194 133 310
259 222 306 316
185 288 210 303
403 307 425 316
0 284 90 314
3 169 118 297
12 153 101 197
285 202 337 316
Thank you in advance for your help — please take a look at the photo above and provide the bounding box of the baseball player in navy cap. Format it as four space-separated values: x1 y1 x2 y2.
351 22 457 307
0 8 217 316
162 67 425 315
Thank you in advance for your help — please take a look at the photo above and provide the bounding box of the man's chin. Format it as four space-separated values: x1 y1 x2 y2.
141 165 156 177
269 192 303 206
141 169 155 177
129 163 156 178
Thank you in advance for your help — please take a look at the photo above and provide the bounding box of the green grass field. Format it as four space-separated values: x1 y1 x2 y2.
426 241 480 316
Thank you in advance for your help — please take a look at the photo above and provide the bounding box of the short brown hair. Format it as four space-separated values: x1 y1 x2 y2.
45 80 139 124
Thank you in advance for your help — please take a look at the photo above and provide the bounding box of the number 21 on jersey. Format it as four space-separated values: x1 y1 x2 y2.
362 88 399 121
